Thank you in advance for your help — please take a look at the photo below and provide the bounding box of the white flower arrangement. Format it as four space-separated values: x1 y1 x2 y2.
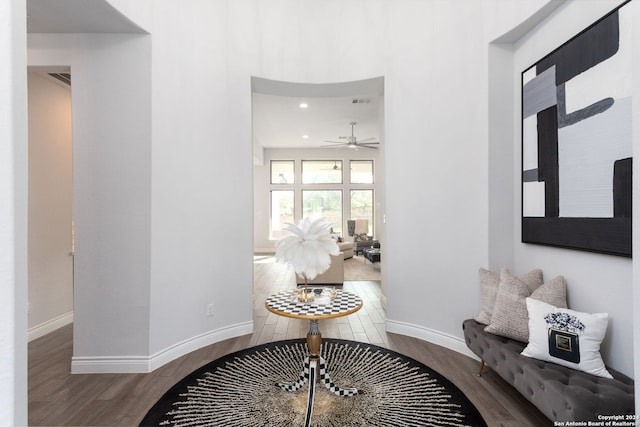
275 217 340 281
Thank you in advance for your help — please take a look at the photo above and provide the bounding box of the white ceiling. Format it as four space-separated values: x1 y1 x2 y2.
252 93 381 150
26 0 147 34
25 2 382 151
252 77 383 150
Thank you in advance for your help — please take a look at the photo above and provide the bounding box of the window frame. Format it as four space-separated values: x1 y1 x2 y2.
349 160 374 184
269 189 295 240
301 160 343 184
270 160 295 184
301 189 344 234
267 159 375 240
350 189 374 236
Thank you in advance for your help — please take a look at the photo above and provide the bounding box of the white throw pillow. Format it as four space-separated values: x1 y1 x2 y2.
521 298 612 379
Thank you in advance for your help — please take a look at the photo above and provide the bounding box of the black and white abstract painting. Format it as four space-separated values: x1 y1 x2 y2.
521 1 632 257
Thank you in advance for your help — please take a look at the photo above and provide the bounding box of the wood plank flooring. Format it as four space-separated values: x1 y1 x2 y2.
28 256 550 426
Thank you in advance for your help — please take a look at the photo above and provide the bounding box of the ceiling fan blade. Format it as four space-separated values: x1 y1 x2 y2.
357 137 378 143
357 144 378 149
319 144 347 148
323 140 346 144
359 142 380 145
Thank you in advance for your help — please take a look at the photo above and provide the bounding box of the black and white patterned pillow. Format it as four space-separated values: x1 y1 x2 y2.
521 298 612 379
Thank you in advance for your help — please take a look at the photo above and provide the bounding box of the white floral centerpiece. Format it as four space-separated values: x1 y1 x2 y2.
275 217 339 301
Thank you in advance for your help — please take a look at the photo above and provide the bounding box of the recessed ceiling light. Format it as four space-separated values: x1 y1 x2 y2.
299 102 308 109
302 135 309 139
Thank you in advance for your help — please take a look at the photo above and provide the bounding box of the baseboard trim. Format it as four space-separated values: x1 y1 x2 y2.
28 311 73 342
71 321 254 374
70 355 151 374
385 319 479 361
148 321 254 372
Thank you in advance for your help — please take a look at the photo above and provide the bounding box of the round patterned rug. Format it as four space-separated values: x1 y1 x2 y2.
140 339 487 427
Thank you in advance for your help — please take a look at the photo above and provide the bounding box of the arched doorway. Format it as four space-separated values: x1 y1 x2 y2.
250 76 387 340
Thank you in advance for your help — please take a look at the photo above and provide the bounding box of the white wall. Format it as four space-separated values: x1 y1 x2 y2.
148 1 255 360
28 33 153 371
27 73 74 341
510 0 634 376
383 0 555 355
1 0 28 424
150 0 395 360
254 148 381 253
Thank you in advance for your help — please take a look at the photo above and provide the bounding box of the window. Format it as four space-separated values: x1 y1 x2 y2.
270 190 294 239
302 190 343 235
271 160 294 184
350 160 373 184
268 159 375 240
302 160 343 184
350 190 373 235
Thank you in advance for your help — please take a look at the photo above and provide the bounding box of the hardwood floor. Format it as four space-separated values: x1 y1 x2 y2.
28 256 550 426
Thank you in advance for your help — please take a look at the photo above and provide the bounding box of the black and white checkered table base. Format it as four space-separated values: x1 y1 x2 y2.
265 290 362 317
267 290 362 427
277 356 359 397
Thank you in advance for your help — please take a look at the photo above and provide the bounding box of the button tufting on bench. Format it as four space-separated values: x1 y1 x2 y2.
462 319 635 422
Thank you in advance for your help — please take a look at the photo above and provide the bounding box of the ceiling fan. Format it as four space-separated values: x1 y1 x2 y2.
320 161 342 171
321 122 379 150
313 160 343 172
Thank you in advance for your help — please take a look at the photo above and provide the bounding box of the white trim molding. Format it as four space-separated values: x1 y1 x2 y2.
385 319 479 361
28 311 73 342
71 321 254 374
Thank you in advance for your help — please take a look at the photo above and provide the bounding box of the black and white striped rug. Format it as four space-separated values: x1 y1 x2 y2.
140 339 487 427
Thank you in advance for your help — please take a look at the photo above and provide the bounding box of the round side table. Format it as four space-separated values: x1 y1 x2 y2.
265 289 363 426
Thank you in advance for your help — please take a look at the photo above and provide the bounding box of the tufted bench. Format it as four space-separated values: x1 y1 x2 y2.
463 319 635 422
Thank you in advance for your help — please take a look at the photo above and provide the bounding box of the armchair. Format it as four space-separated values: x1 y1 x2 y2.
349 219 373 255
296 253 344 285
353 233 374 255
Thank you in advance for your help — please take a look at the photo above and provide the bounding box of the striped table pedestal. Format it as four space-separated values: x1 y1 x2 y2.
265 289 363 427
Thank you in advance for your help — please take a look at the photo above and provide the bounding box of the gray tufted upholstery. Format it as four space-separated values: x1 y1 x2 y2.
463 319 635 422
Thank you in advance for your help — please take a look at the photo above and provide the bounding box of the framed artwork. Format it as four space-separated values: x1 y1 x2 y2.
521 0 632 257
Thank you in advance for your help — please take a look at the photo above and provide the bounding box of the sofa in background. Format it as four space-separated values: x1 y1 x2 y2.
353 234 373 255
337 241 353 259
296 253 344 286
462 319 635 422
